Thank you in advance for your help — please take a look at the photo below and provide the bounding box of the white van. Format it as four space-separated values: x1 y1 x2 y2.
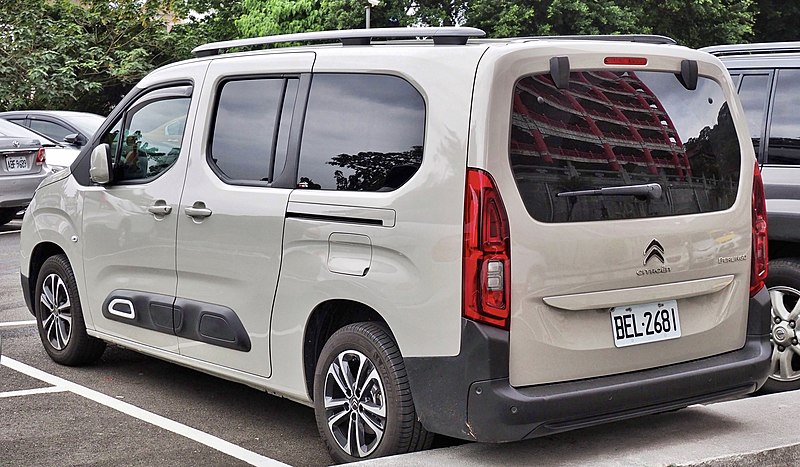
19 28 771 462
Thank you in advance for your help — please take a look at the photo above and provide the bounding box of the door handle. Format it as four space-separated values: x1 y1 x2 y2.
147 201 172 216
185 202 212 219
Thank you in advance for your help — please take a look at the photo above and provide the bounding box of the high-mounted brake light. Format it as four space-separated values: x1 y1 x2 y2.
750 162 768 297
604 57 648 66
35 148 46 166
463 169 511 330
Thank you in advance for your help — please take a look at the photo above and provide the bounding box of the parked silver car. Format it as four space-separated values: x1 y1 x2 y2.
0 124 47 225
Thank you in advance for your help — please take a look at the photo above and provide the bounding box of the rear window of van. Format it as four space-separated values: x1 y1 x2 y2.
510 70 741 223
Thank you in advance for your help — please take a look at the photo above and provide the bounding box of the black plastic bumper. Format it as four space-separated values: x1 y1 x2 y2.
404 287 772 442
20 273 34 316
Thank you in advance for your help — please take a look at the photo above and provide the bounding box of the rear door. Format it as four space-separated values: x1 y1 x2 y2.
174 53 313 377
476 44 754 387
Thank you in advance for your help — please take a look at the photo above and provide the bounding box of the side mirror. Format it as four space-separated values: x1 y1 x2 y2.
63 133 87 147
89 144 113 185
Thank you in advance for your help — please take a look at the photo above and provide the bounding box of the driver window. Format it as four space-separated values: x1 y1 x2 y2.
116 97 191 182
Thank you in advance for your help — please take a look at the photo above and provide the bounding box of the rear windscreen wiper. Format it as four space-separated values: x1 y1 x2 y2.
556 183 662 200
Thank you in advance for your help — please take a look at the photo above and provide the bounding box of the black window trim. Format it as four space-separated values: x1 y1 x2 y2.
205 73 304 189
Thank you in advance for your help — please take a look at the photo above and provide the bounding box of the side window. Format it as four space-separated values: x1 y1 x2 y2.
209 78 296 184
116 97 191 182
29 120 71 142
297 74 425 191
736 73 771 159
767 69 800 165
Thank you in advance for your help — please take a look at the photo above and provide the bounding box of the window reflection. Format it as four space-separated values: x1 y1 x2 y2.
767 69 800 165
510 71 740 222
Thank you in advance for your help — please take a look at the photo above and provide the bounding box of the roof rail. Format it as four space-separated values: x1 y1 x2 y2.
526 34 677 45
701 42 800 57
192 27 486 57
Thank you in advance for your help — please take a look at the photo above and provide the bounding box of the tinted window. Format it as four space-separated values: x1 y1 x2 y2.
510 71 740 223
210 78 295 183
767 69 800 165
116 97 191 182
29 120 71 142
736 73 770 159
298 74 425 191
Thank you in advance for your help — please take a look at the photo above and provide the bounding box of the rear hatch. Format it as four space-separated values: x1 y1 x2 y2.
0 137 43 177
474 43 755 387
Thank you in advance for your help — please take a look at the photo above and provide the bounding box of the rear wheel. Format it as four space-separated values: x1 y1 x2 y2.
313 322 432 463
34 255 106 366
762 258 800 393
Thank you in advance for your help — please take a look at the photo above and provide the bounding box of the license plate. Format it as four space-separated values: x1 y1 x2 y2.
610 300 681 348
5 155 28 171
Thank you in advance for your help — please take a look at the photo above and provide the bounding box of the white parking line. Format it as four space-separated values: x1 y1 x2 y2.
0 356 289 467
0 320 36 328
0 230 20 235
0 386 68 398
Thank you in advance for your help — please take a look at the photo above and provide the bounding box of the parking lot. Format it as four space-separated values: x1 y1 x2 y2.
3 216 800 467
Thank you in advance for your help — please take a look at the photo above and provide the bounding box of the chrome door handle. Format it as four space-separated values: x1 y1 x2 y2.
185 202 212 219
147 201 172 216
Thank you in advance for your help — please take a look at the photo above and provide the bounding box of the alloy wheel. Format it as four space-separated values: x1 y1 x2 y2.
40 273 72 351
323 349 387 458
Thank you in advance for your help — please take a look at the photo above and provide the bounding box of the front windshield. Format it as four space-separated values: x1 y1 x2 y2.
0 118 58 144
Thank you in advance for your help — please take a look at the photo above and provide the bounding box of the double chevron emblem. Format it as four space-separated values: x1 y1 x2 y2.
643 239 665 266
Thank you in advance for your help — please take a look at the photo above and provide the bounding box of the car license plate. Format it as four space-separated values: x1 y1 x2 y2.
5 155 28 171
610 300 681 348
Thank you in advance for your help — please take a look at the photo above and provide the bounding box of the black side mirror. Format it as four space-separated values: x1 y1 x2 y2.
64 133 87 147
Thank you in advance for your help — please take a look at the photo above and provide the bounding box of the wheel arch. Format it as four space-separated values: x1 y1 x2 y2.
302 299 390 401
24 242 68 315
768 239 800 262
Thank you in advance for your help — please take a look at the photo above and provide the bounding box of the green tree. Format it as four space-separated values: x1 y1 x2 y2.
237 0 412 37
753 0 800 43
0 0 237 114
465 0 755 48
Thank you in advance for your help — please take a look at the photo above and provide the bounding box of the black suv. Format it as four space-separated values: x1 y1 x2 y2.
704 42 800 392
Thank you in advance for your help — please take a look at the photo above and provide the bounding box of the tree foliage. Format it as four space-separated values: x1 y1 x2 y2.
0 0 238 114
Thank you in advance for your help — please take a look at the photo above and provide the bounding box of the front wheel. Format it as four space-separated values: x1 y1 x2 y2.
34 255 106 366
313 322 432 463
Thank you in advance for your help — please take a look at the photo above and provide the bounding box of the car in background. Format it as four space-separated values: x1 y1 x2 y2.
703 42 800 393
0 119 80 171
0 110 104 149
0 128 47 226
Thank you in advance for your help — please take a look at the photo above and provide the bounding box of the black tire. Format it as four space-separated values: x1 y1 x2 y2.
34 254 106 366
761 258 800 393
313 322 433 464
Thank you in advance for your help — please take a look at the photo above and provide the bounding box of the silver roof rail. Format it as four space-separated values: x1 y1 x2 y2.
701 42 800 57
192 27 487 57
525 34 677 45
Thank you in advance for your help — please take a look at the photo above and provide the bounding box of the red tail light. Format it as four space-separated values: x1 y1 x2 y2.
463 169 511 329
35 148 46 166
750 162 768 296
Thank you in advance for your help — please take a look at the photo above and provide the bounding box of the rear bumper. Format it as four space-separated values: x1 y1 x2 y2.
0 171 47 209
405 287 772 442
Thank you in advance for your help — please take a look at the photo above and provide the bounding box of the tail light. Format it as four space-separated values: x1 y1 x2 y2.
35 148 46 166
463 168 511 330
750 162 768 297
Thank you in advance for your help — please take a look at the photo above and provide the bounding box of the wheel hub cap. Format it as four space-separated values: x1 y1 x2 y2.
769 286 800 382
